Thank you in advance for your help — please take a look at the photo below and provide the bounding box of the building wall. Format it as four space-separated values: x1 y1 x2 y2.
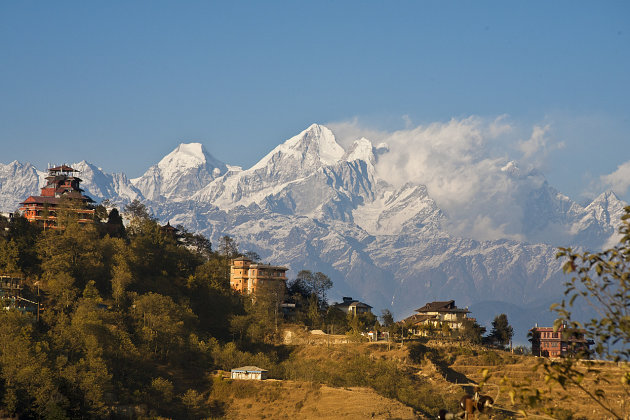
230 371 267 380
230 259 287 295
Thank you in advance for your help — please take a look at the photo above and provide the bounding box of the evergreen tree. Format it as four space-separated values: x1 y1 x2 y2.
488 313 513 348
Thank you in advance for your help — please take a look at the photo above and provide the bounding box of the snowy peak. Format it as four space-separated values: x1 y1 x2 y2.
344 138 376 164
0 161 45 212
71 160 142 204
132 142 227 202
192 125 379 211
157 143 223 174
251 124 344 171
584 190 626 227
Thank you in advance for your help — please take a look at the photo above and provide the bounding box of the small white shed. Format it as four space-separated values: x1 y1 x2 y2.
230 366 268 380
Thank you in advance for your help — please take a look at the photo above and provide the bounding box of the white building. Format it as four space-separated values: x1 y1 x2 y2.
230 366 268 380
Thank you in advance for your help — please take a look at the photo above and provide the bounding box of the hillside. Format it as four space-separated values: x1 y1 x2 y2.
1 124 627 343
258 339 629 419
209 379 418 419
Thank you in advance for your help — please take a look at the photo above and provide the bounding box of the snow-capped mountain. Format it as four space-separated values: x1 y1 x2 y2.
132 143 227 202
1 124 626 342
0 161 45 212
192 125 370 210
72 160 142 205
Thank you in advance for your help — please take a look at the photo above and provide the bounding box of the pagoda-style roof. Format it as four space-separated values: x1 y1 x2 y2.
20 193 94 206
20 196 59 205
49 165 77 172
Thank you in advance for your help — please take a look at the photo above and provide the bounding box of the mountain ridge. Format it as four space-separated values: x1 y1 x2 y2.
0 125 626 342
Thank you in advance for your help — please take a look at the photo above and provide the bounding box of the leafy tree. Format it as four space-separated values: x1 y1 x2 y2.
6 214 40 274
124 199 151 221
132 293 197 360
534 206 630 419
488 313 513 348
0 238 20 274
243 250 261 262
380 309 395 329
440 322 452 337
177 225 212 259
94 204 108 222
347 311 378 335
295 270 332 310
325 306 349 333
306 294 323 328
0 311 67 418
287 276 312 300
218 235 239 279
459 318 486 344
217 235 239 259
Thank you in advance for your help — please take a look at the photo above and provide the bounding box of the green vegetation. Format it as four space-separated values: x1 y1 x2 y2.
0 203 447 418
0 204 246 418
1 201 626 419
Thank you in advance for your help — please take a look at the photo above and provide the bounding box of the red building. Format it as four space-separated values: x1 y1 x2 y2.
19 165 95 229
530 324 592 357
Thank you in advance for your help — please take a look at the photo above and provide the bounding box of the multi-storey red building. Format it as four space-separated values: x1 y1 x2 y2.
530 324 592 357
19 165 95 229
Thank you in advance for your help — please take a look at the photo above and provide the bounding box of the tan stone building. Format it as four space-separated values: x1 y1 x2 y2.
230 256 288 294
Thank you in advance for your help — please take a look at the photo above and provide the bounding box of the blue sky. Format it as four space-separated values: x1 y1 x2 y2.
1 1 629 202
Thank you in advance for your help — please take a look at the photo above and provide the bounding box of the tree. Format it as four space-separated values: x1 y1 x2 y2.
488 313 513 348
507 207 630 420
94 204 108 222
537 206 630 419
459 318 486 344
555 218 630 362
132 293 197 360
217 235 239 259
124 199 151 221
106 208 126 238
243 250 261 262
311 272 333 308
0 238 20 274
177 226 212 260
295 270 332 310
380 309 395 329
252 280 286 337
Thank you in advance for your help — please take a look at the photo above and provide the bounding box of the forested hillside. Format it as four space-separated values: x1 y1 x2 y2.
0 203 259 418
0 201 409 418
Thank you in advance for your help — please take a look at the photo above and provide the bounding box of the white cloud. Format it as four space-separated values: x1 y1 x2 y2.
517 124 565 166
328 115 561 241
601 160 630 195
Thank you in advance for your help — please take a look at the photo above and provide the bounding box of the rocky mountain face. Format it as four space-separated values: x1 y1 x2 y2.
1 124 626 342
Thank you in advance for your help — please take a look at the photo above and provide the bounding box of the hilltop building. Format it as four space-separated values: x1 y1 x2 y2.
332 297 372 316
230 256 288 295
403 300 471 334
530 324 593 357
19 165 94 229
